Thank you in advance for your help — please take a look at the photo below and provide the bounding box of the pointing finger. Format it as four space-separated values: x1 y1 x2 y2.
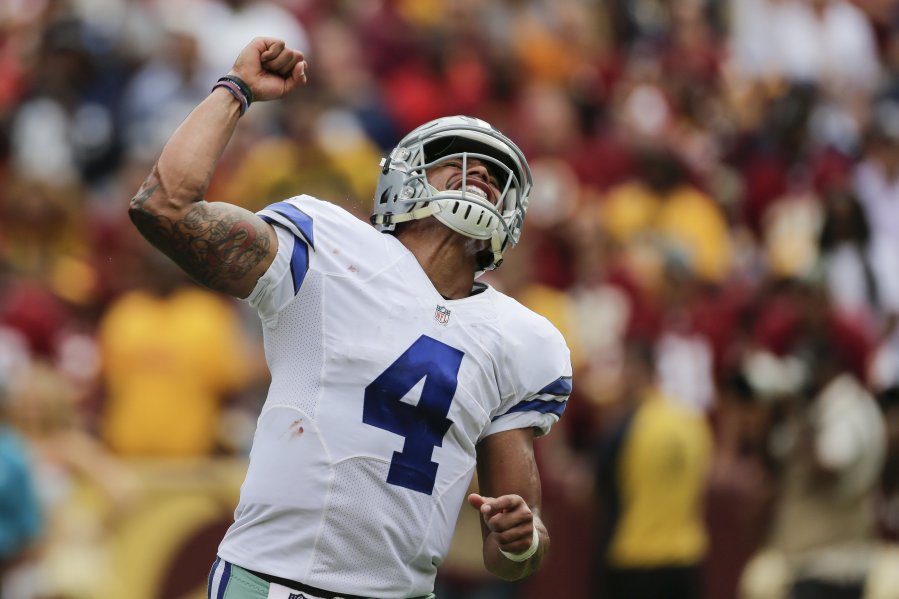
467 493 487 511
482 494 526 514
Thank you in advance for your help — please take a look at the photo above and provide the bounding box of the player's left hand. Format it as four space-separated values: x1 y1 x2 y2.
467 493 536 555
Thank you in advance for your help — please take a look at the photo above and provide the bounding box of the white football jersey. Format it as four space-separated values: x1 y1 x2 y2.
217 195 572 598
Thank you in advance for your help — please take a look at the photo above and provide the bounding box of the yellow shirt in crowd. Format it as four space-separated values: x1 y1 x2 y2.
609 391 712 567
601 182 732 283
99 288 251 457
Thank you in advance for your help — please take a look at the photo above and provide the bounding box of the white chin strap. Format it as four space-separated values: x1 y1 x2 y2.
370 203 442 226
488 232 503 270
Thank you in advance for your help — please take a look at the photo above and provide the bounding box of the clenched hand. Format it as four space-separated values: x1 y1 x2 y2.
229 37 307 102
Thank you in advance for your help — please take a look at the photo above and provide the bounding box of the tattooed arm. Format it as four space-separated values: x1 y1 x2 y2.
129 38 307 298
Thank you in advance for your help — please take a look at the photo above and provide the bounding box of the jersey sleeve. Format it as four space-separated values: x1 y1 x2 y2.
243 195 387 323
243 197 316 322
483 309 573 439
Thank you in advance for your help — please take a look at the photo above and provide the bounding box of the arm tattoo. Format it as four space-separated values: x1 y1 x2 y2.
129 169 271 291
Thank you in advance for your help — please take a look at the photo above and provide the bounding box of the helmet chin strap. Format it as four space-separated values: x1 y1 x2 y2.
489 234 504 270
490 235 503 266
370 203 441 226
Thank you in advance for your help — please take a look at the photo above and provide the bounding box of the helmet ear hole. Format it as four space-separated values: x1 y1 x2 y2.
475 248 494 271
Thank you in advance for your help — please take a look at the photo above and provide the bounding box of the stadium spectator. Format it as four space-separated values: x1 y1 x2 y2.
594 341 713 599
854 115 899 320
0 375 43 597
730 0 880 94
7 360 136 599
740 330 887 599
121 25 210 163
98 247 255 457
818 186 874 325
878 387 899 541
599 147 734 287
154 0 309 85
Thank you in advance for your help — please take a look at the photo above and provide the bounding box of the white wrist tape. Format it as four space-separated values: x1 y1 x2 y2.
499 525 539 562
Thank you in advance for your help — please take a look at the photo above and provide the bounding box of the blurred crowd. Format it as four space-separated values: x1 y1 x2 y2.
2 0 899 598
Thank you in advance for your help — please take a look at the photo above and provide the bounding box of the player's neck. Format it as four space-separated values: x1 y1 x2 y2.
396 221 479 300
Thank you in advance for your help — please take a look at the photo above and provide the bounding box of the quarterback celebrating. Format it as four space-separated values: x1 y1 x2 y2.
129 38 571 599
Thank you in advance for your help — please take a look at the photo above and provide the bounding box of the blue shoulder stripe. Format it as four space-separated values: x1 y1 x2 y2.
261 216 310 294
266 201 315 248
539 376 573 397
494 398 567 420
288 236 310 294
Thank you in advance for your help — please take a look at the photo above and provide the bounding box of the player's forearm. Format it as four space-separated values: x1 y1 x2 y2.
482 518 549 581
130 87 241 220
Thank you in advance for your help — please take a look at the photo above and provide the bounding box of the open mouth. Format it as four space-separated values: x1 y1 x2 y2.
449 178 493 202
462 185 489 199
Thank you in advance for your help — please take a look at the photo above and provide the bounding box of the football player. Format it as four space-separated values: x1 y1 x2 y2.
129 37 572 599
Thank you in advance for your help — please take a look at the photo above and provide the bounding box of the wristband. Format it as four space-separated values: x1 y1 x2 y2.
499 525 539 562
219 75 254 105
212 79 249 116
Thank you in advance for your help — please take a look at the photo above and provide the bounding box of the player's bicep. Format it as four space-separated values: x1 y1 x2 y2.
129 194 277 298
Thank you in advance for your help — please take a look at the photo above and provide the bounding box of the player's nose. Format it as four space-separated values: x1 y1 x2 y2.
464 159 491 183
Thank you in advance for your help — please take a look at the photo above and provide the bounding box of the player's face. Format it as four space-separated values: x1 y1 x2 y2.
426 157 501 203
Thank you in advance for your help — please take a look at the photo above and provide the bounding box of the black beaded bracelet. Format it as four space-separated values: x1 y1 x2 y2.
218 75 254 106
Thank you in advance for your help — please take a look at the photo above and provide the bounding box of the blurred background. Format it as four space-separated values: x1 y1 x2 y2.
1 0 899 598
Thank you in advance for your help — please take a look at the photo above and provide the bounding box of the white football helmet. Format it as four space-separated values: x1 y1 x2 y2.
371 115 532 274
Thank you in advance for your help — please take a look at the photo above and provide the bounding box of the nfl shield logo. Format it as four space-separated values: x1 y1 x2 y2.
435 305 451 324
